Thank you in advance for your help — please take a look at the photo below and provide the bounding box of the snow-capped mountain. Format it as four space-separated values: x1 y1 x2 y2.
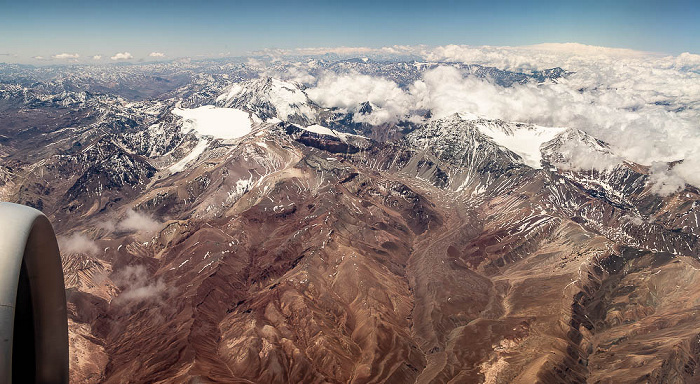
215 77 317 125
0 59 698 384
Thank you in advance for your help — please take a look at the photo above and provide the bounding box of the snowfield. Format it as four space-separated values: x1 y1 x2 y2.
172 106 252 139
475 121 567 169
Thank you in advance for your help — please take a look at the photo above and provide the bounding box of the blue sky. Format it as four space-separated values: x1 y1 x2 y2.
1 0 699 63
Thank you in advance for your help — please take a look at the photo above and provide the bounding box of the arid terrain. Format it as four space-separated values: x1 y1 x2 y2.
1 57 699 383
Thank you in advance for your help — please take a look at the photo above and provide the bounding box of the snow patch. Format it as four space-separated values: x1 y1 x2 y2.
301 124 366 143
169 138 210 173
303 124 341 137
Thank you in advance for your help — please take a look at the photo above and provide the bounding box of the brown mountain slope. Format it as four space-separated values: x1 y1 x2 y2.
2 122 699 383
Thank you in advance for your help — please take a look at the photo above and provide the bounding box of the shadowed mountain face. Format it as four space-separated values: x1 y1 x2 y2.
0 62 699 383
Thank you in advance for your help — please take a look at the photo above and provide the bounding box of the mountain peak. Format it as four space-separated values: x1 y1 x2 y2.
215 77 317 125
358 101 373 115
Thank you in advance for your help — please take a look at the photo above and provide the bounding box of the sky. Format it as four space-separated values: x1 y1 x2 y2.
1 0 699 64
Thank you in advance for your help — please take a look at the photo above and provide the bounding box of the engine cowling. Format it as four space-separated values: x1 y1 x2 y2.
0 202 68 384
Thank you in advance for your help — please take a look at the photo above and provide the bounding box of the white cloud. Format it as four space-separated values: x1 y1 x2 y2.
410 66 499 119
116 209 161 233
113 265 167 304
92 55 102 60
307 72 414 124
97 219 116 232
424 43 653 72
52 53 80 60
58 233 99 255
246 57 266 68
552 139 623 172
303 44 700 192
149 52 165 57
647 162 686 196
250 45 427 60
110 52 133 60
264 63 316 85
417 51 699 190
294 46 379 56
674 52 700 72
671 153 700 189
252 46 378 57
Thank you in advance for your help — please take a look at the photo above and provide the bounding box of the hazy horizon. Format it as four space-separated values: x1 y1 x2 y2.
1 0 699 65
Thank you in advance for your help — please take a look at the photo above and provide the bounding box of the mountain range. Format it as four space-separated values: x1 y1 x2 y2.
0 58 698 383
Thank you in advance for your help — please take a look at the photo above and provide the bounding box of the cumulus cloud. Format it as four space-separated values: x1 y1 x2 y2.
424 43 652 72
110 52 133 60
92 55 102 60
264 63 316 85
410 66 498 119
420 49 699 192
647 162 686 196
553 140 623 172
672 52 700 72
246 57 266 68
670 153 700 189
112 265 167 304
284 67 316 84
149 52 165 57
58 233 99 255
116 209 161 233
52 53 79 60
304 44 700 192
307 72 414 124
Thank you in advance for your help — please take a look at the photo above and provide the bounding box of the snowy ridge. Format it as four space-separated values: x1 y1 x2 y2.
400 114 527 193
215 77 317 124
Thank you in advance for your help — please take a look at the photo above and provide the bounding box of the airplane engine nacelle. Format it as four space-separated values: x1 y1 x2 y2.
0 203 68 384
